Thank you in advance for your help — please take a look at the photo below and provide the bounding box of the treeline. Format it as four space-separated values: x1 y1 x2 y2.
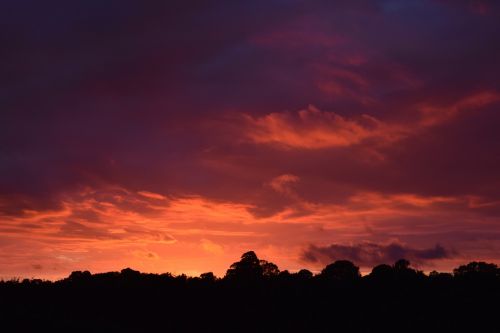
1 251 499 332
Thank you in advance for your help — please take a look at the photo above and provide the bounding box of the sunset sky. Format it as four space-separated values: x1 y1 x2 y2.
2 0 500 279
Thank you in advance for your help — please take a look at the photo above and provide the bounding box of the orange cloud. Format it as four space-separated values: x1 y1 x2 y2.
348 192 460 208
1 185 499 279
0 188 266 279
419 91 500 126
268 174 300 196
137 191 167 200
201 239 224 255
244 105 404 149
242 91 500 151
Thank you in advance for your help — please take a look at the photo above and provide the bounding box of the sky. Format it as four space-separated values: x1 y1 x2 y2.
1 0 500 279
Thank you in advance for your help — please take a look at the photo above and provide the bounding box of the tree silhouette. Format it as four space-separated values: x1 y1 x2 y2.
392 259 420 281
225 251 263 281
393 259 411 271
66 270 91 282
296 269 313 280
369 264 394 282
2 251 500 332
225 251 281 281
320 260 360 281
453 261 499 280
200 272 216 282
121 267 141 277
260 260 280 277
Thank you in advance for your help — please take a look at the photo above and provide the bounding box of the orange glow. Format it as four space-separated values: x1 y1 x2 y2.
3 1 500 281
2 184 498 279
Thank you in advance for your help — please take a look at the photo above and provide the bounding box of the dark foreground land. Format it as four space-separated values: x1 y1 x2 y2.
1 251 499 332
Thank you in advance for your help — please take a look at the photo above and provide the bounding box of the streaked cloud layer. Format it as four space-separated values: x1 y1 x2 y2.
1 0 500 278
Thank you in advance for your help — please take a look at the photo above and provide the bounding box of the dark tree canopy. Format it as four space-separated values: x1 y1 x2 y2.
453 261 499 278
200 272 216 281
296 269 313 280
369 264 394 281
2 251 500 332
260 260 280 277
320 260 361 281
225 251 262 281
225 251 281 281
394 259 411 271
67 270 91 282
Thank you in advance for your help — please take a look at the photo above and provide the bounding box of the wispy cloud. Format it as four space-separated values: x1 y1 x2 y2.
243 105 403 149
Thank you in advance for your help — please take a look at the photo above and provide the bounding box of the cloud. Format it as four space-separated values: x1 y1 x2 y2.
0 184 498 279
1 0 500 279
201 239 224 255
302 241 454 267
268 174 300 196
418 91 500 126
132 250 159 260
244 105 403 149
137 191 168 200
242 91 500 151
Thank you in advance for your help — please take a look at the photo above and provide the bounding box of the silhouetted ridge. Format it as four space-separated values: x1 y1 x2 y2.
1 251 499 332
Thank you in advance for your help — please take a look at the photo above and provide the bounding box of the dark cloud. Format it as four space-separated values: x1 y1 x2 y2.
2 0 500 211
302 242 454 266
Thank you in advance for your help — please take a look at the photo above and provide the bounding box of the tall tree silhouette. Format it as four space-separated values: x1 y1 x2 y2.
225 251 281 281
225 251 263 281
